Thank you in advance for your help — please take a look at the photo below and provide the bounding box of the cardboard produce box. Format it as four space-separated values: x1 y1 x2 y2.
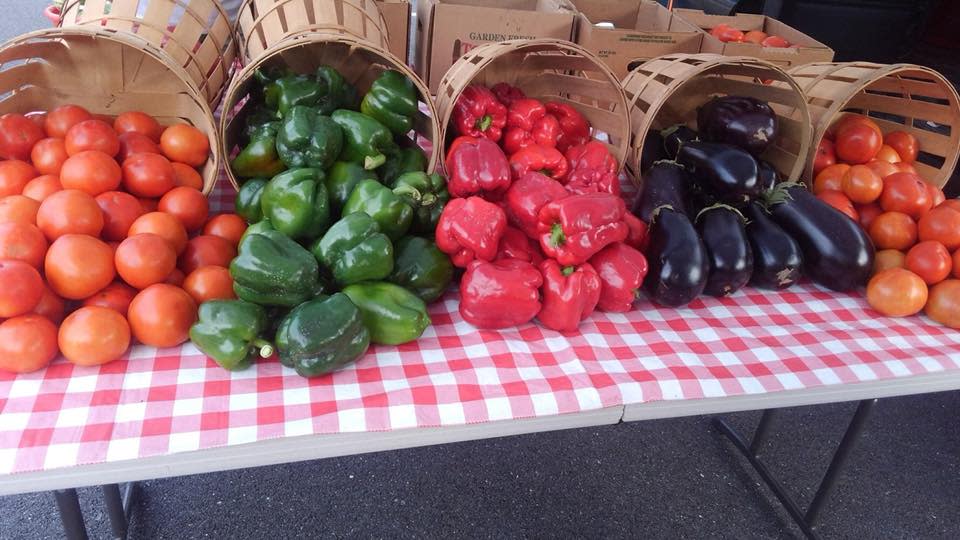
377 0 411 63
674 9 834 69
416 0 577 92
574 0 702 79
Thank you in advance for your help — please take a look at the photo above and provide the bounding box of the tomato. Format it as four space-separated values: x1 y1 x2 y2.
83 281 137 316
115 233 177 289
183 265 236 303
835 123 882 164
813 163 849 194
127 284 197 348
45 234 116 300
873 145 901 163
867 268 927 317
743 30 767 44
95 190 144 242
30 137 69 175
60 150 122 196
817 190 858 221
117 132 161 162
171 162 204 190
954 251 960 279
0 160 38 197
22 175 62 202
65 119 120 157
58 306 131 366
895 162 917 174
879 172 931 219
45 104 92 138
884 131 918 164
714 26 744 42
158 187 208 232
122 152 176 197
0 113 45 161
37 189 104 239
761 35 790 47
31 283 66 324
925 183 945 209
165 268 186 287
925 280 960 328
917 206 960 251
114 111 162 143
178 234 236 274
828 114 882 141
865 160 898 179
26 111 47 131
869 211 917 250
128 212 188 254
938 199 960 213
0 195 40 225
160 124 209 166
905 241 952 285
0 260 44 317
0 222 47 268
856 202 882 229
812 138 836 176
0 315 58 373
874 249 905 274
203 214 247 246
841 165 882 204
138 197 159 213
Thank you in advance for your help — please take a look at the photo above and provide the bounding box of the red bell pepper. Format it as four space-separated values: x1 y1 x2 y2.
460 259 542 329
502 99 561 155
504 172 569 238
496 226 544 264
623 212 649 252
435 196 507 268
445 136 512 199
546 102 590 152
537 193 629 266
588 243 649 312
563 141 620 195
537 260 602 332
491 82 526 107
509 145 568 182
452 85 507 142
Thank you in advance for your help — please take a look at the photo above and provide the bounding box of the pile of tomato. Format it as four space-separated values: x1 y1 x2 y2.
811 113 960 327
709 24 792 47
0 105 246 374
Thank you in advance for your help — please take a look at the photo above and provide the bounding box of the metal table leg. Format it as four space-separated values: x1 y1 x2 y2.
53 488 88 540
103 483 138 539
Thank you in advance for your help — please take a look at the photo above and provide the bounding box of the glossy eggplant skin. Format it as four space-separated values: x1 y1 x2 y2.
631 161 690 223
757 160 779 193
696 205 753 297
640 130 666 173
697 96 777 156
742 202 803 290
661 124 699 159
676 141 760 204
767 185 875 292
644 206 709 307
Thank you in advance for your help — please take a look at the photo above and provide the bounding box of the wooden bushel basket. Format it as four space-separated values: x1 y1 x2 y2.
434 39 631 173
59 0 237 107
235 0 390 64
0 28 220 194
621 53 811 184
789 62 960 188
220 33 439 191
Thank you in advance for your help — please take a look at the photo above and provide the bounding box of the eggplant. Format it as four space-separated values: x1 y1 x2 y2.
766 184 875 292
742 202 803 290
640 130 666 173
695 204 753 297
676 141 761 203
661 124 699 159
757 160 780 193
631 160 691 223
644 206 709 307
697 95 777 156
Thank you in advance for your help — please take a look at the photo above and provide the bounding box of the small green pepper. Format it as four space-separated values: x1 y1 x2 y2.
325 161 379 215
235 178 268 224
244 106 282 136
261 168 330 240
231 123 286 179
361 70 418 136
276 106 343 170
315 66 360 115
388 236 454 304
189 300 274 371
342 179 413 241
342 282 431 345
231 229 321 306
239 219 273 244
392 172 449 236
275 293 371 378
331 109 397 170
311 212 393 286
379 147 427 185
266 73 325 116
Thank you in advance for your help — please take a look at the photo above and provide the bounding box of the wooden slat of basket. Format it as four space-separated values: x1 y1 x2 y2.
867 117 954 156
847 93 956 124
521 73 622 104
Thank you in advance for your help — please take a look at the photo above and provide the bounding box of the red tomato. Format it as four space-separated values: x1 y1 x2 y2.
122 153 177 197
835 123 882 164
856 202 882 229
127 212 188 254
894 162 917 174
22 175 63 202
36 189 104 240
873 145 901 163
117 132 161 162
127 284 197 348
0 221 47 268
813 163 849 194
95 191 145 242
0 195 40 225
115 233 178 289
906 241 952 285
203 214 247 246
865 160 898 180
138 197 159 213
158 187 208 232
45 234 116 300
879 172 931 220
160 124 209 167
938 199 960 213
812 138 836 176
171 162 204 190
869 211 917 251
45 105 92 138
866 268 927 317
714 26 744 42
32 283 66 324
841 165 882 204
60 150 123 196
743 30 768 44
65 119 120 157
183 265 236 304
31 137 69 175
925 183 945 209
762 35 790 47
954 251 960 279
114 111 163 143
817 190 858 221
884 131 918 163
926 280 960 328
918 206 960 251
874 249 906 274
0 315 58 373
178 235 236 274
0 260 44 317
0 160 38 197
828 114 883 140
26 111 47 131
83 281 137 316
59 306 131 366
0 113 45 161
164 268 186 287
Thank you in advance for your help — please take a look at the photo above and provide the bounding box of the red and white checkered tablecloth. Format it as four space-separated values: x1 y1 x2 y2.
2 175 960 477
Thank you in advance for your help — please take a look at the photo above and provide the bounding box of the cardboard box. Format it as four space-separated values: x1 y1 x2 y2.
674 9 834 69
377 0 411 63
416 0 577 93
574 1 702 79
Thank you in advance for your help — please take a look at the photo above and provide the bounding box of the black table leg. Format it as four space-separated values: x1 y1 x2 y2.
53 488 88 540
103 483 137 539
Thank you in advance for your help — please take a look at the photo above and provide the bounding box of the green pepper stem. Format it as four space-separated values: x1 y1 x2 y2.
392 185 423 205
254 339 275 358
550 222 565 247
476 115 493 132
419 193 437 206
364 153 387 170
562 266 575 276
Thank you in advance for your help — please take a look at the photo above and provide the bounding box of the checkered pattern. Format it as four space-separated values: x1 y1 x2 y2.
2 175 960 476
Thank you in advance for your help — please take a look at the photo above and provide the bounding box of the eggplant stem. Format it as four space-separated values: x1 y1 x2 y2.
694 203 747 224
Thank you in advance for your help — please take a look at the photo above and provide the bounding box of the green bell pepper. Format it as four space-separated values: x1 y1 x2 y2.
235 178 268 224
254 67 293 109
342 282 431 345
244 106 282 136
326 161 379 216
275 293 371 378
342 179 413 241
231 123 286 179
392 172 449 236
239 219 273 244
276 106 343 170
311 212 394 286
388 236 454 304
231 229 321 306
189 300 274 371
264 73 325 116
360 70 418 136
378 146 427 185
330 109 397 170
261 168 330 240
315 66 360 115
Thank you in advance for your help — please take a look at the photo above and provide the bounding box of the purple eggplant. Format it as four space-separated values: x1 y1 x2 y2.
696 204 753 297
758 160 779 193
631 160 690 223
742 201 803 290
644 206 708 307
640 130 666 173
676 141 760 204
661 124 699 159
697 95 777 156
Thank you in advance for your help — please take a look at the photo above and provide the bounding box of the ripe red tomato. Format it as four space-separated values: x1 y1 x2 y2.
44 234 116 300
115 233 178 289
743 30 767 44
0 221 47 269
178 234 236 274
762 35 790 47
65 119 120 157
712 25 744 42
45 105 92 138
874 249 906 274
60 150 123 196
31 283 66 324
114 111 163 143
22 175 63 202
171 162 204 190
59 306 131 367
0 160 38 197
117 132 161 162
865 160 898 180
867 267 927 317
203 214 247 246
926 280 960 328
869 211 917 251
127 212 188 254
827 114 881 141
813 138 836 176
0 113 45 161
954 251 960 279
917 206 960 251
127 284 197 348
0 315 59 373
183 265 236 304
856 202 883 229
122 152 177 197
83 281 137 316
95 191 145 242
884 131 918 164
835 123 882 164
0 259 44 318
905 241 952 285
813 164 849 194
817 190 858 221
873 145 901 163
31 137 69 175
160 124 209 167
925 183 945 209
158 187 208 232
164 268 186 287
36 189 104 240
879 172 931 220
0 195 40 225
841 165 882 204
894 162 917 174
